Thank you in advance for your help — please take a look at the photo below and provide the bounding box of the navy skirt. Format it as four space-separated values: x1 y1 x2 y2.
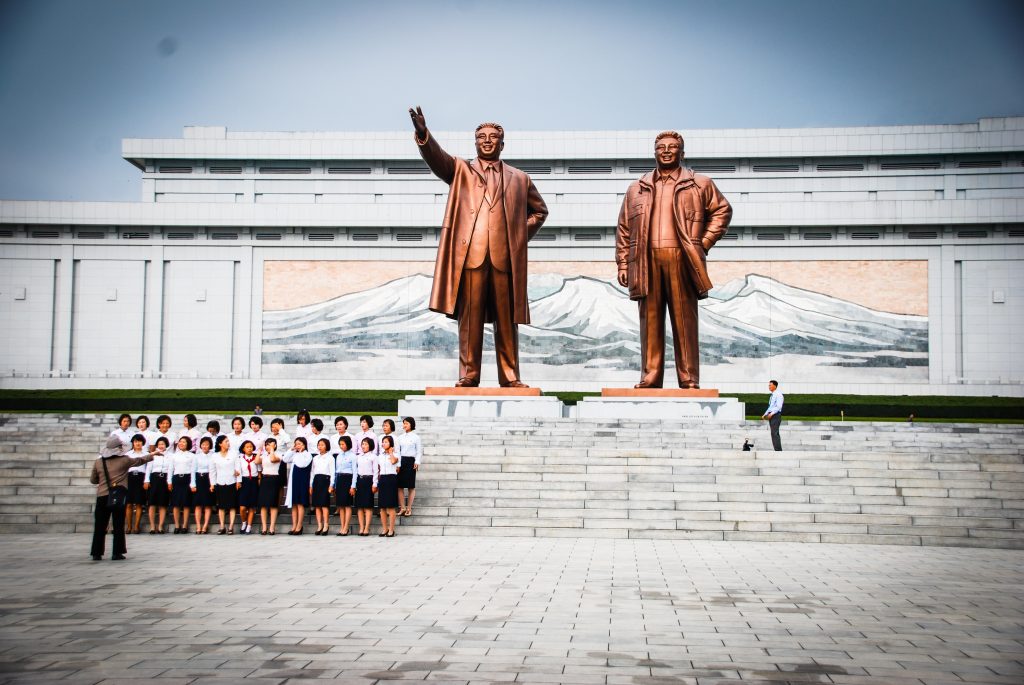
335 473 354 507
238 477 259 508
257 474 280 508
289 464 311 507
127 472 146 505
377 474 399 509
397 457 417 489
215 483 237 511
192 473 214 507
170 474 192 508
148 474 170 507
354 475 374 509
311 474 332 507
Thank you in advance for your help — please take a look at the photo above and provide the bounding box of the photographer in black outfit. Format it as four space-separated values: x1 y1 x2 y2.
90 435 161 560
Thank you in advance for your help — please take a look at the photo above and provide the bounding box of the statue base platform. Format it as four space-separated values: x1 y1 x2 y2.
574 388 744 421
400 387 564 418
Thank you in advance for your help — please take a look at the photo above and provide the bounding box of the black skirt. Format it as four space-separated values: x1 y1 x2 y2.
335 473 354 507
192 473 214 507
148 474 170 507
127 472 146 505
311 474 332 507
215 483 237 511
354 475 374 509
377 474 399 509
238 477 259 508
397 457 417 489
170 474 192 508
257 474 280 508
289 464 311 507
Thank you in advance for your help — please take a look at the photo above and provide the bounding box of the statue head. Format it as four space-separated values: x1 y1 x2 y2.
654 130 684 171
475 122 504 162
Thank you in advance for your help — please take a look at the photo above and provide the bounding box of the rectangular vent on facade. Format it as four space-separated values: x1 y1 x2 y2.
628 165 654 174
255 232 283 241
121 231 150 240
691 164 737 173
533 232 557 241
906 230 938 239
816 163 864 172
76 230 106 239
258 167 311 174
881 160 941 170
209 166 242 174
956 160 1002 169
516 165 552 175
568 165 612 174
158 166 192 173
1008 229 1024 237
851 231 880 240
211 232 238 240
386 165 430 175
0 229 14 238
753 164 799 172
957 229 988 238
166 231 196 240
31 230 61 239
755 232 785 240
803 232 833 240
719 233 739 240
396 233 423 242
574 233 602 241
351 233 378 241
327 166 373 174
308 233 336 241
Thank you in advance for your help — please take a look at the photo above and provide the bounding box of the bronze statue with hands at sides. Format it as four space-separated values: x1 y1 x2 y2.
615 131 732 389
409 106 548 388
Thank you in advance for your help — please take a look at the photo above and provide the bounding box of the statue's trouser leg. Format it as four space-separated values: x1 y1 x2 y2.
640 248 700 388
456 259 520 385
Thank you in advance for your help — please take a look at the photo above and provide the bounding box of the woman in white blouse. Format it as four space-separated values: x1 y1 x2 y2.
282 437 313 535
310 438 336 535
351 437 377 536
209 434 241 534
191 435 215 534
144 436 172 534
396 417 423 517
169 436 195 534
256 437 283 535
124 433 149 534
377 435 400 537
333 435 356 536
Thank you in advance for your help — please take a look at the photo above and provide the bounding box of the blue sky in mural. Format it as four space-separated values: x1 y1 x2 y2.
1 0 1022 201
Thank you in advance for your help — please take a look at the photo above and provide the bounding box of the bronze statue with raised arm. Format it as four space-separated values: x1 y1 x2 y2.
409 107 548 388
615 131 732 389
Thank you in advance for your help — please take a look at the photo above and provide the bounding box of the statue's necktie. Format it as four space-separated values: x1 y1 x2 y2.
486 165 499 207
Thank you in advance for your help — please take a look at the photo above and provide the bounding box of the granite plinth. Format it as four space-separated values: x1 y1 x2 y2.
601 387 720 398
400 392 564 418
575 391 744 420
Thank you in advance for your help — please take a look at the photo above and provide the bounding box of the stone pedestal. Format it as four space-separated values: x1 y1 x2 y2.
400 387 565 418
573 388 745 420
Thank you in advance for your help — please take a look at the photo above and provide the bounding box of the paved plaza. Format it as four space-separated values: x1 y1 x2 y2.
0 534 1021 685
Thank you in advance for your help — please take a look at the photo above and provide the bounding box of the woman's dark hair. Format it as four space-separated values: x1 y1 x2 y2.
334 416 349 429
231 416 244 430
294 436 308 450
317 437 330 451
311 418 324 432
270 418 284 428
214 435 230 452
403 416 416 431
155 436 171 449
382 418 396 432
131 433 145 445
239 440 255 453
117 413 132 425
296 410 311 424
183 413 198 429
360 414 374 428
339 435 353 451
178 436 193 451
199 436 213 449
361 437 375 453
206 420 221 433
381 435 394 449
264 437 277 449
249 415 264 428
136 415 151 429
156 414 172 428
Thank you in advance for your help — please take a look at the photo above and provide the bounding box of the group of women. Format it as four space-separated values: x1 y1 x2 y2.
107 411 423 537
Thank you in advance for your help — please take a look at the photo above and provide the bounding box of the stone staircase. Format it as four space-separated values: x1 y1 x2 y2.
1 413 1022 548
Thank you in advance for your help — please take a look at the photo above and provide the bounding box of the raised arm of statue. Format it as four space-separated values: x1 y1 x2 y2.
409 105 456 185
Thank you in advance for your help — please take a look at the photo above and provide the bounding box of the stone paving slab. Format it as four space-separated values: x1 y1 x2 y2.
0 535 1021 684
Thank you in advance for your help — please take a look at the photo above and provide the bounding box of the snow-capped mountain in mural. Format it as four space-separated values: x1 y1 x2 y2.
262 273 927 369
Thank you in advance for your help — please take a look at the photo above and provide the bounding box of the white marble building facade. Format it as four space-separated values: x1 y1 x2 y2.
0 117 1022 394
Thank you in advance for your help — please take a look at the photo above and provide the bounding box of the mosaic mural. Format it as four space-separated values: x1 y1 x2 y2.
261 260 929 386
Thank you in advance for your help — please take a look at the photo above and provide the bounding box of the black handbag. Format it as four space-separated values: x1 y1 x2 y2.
101 457 128 509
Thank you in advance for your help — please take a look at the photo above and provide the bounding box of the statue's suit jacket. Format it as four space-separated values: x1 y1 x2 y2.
615 168 731 300
417 132 548 324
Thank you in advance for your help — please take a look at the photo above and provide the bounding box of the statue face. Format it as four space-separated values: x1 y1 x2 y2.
475 126 504 161
654 137 683 169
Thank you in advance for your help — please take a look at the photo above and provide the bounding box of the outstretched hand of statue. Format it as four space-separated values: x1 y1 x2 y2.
409 106 427 141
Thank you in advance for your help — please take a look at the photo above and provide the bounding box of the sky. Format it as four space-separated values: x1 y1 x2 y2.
1 0 1022 202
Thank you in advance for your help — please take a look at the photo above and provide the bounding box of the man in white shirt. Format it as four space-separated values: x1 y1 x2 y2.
761 380 784 451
